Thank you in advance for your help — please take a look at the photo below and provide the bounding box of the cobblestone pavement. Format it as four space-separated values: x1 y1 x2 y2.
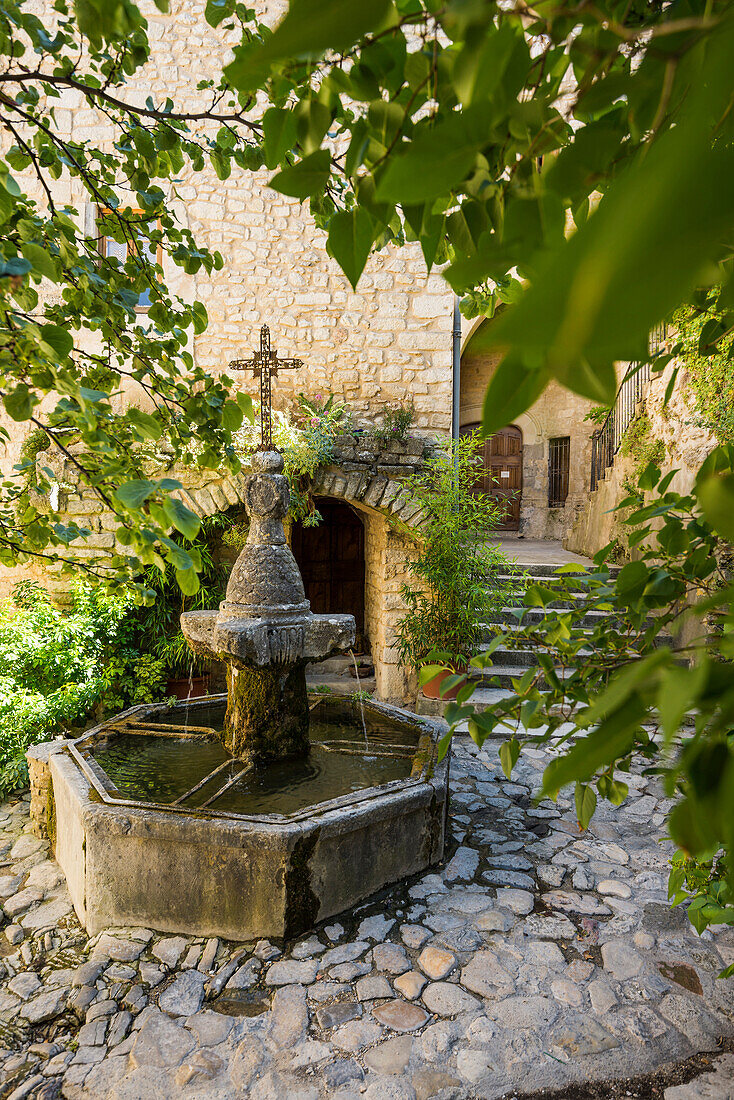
1 736 733 1100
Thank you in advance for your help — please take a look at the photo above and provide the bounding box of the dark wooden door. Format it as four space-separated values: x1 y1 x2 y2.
291 498 366 639
460 423 523 531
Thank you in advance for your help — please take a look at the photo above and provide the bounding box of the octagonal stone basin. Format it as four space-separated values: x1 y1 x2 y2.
48 694 448 940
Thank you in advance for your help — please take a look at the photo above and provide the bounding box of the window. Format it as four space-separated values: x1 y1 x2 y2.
97 207 161 313
548 436 570 507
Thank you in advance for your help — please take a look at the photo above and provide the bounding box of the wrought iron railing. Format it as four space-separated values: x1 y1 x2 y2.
590 324 668 491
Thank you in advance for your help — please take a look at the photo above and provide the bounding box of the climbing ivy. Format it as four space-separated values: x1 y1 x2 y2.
672 301 734 445
620 412 667 479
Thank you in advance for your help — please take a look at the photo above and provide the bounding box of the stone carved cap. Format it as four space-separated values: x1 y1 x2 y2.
244 450 289 521
223 449 309 618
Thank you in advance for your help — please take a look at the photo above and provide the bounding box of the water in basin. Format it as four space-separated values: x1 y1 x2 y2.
91 696 420 816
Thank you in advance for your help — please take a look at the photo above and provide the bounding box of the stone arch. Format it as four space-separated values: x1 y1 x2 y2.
20 435 431 705
170 440 432 706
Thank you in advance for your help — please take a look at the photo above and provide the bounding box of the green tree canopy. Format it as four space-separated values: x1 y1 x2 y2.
0 0 261 593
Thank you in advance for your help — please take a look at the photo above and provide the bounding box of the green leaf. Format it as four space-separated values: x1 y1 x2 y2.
418 664 446 685
499 737 520 780
482 353 551 438
127 408 163 441
696 472 734 542
575 783 597 829
263 108 297 169
376 106 491 204
39 325 73 358
270 150 331 200
657 661 707 744
162 496 201 541
114 480 157 510
19 244 57 283
3 384 35 422
328 208 375 289
175 565 200 596
222 400 244 431
225 0 391 89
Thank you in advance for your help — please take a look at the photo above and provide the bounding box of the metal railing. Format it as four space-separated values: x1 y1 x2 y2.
590 324 668 491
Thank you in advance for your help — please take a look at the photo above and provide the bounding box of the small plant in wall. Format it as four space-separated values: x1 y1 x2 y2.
372 400 416 444
394 433 512 699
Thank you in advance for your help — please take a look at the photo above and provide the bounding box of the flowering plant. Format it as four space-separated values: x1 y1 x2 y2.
232 392 352 525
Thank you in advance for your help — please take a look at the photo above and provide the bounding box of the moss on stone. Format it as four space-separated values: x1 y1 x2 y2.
222 663 310 764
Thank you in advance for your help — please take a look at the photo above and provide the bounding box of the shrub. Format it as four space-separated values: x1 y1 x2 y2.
0 581 166 798
394 433 512 673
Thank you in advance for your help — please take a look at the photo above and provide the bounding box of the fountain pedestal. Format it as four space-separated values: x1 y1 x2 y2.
181 450 355 764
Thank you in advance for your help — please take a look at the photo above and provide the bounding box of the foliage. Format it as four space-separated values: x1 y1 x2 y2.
620 413 667 478
214 0 734 427
671 299 734 445
129 515 230 677
234 392 352 525
371 400 415 444
394 433 512 673
433 450 734 938
669 851 733 973
0 0 258 593
0 580 165 797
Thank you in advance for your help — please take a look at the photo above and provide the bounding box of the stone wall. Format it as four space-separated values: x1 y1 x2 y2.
1 0 456 462
460 334 596 540
565 362 718 559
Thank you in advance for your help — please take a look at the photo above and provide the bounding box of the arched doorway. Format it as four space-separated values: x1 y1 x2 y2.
461 423 523 531
291 498 366 643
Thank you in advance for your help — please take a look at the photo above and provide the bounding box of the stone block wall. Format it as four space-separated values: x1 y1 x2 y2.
1 0 455 471
565 362 718 559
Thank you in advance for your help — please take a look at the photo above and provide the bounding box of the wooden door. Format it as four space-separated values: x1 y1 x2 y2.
291 498 366 640
460 423 523 531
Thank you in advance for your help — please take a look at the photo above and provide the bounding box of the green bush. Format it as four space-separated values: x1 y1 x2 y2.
0 581 166 798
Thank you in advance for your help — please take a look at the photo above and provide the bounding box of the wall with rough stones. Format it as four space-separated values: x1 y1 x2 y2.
3 0 456 448
565 362 719 559
460 333 596 540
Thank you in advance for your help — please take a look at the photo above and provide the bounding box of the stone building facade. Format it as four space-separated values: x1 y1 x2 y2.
460 321 596 541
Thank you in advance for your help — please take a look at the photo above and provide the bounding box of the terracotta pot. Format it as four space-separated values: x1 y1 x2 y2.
421 665 467 701
166 675 209 700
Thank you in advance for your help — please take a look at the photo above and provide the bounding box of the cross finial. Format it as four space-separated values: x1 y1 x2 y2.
228 324 303 450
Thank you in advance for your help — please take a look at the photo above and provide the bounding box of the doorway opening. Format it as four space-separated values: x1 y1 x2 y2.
460 423 523 531
291 498 367 646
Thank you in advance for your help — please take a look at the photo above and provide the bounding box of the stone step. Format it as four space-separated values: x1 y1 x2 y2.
469 664 570 689
306 675 377 696
307 655 373 675
484 606 622 629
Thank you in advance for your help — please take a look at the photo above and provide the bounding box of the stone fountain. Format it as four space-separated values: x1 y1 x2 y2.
180 449 354 765
29 328 448 941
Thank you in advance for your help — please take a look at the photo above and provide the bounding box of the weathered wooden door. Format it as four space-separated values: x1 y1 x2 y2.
461 423 523 531
291 498 366 639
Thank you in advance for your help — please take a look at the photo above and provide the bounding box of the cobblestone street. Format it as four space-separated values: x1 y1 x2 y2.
1 735 733 1100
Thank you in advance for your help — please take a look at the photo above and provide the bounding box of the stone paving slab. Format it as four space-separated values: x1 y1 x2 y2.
0 736 732 1099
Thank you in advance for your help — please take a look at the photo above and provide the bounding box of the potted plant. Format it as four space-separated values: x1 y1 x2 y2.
394 433 511 701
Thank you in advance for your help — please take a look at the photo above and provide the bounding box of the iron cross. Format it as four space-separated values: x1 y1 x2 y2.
228 324 303 450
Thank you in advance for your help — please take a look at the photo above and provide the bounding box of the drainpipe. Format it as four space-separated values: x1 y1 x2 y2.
452 295 461 441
